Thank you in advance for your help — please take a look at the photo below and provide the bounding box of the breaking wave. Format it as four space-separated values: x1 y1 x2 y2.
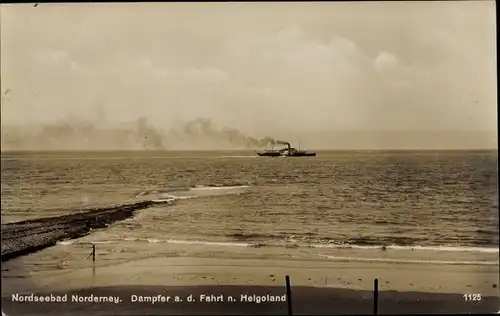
225 232 499 251
136 184 251 203
58 236 498 254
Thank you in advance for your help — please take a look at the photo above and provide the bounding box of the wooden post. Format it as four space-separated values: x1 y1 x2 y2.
86 244 97 280
91 244 96 280
285 275 292 315
373 278 379 315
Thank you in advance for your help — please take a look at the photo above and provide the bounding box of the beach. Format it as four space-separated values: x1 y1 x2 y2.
2 255 499 315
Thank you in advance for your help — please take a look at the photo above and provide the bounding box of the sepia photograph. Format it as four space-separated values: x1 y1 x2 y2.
1 1 498 315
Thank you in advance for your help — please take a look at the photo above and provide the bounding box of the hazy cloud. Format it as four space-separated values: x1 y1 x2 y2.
374 51 399 71
0 1 496 149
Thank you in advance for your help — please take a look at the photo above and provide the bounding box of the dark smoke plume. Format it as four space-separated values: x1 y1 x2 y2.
168 118 279 149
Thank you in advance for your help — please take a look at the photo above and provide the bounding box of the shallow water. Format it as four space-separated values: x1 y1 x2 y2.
1 150 498 267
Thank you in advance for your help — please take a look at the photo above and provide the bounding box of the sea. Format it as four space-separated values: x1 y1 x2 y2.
1 150 498 271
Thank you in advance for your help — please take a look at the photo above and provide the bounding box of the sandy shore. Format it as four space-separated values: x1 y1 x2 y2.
2 256 499 315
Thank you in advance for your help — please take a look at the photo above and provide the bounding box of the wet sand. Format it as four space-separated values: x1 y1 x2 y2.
2 257 499 315
1 201 164 261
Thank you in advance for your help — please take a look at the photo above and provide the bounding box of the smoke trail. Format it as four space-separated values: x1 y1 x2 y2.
0 117 281 150
174 118 279 149
0 117 166 151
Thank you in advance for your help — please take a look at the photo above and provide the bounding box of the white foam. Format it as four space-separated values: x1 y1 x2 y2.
111 237 251 247
145 184 251 202
189 185 250 191
86 240 117 244
310 244 499 253
57 240 74 245
134 239 498 257
177 196 197 200
70 237 251 247
319 255 498 266
164 239 250 247
152 194 198 203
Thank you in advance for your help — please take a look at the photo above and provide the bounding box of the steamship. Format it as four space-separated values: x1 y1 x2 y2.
256 141 316 157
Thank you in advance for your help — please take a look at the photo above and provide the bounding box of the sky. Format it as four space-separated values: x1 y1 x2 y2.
0 1 497 150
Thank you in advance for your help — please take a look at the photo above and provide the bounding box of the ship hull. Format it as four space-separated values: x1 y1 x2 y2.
257 151 316 157
257 152 281 157
284 152 316 157
257 142 316 157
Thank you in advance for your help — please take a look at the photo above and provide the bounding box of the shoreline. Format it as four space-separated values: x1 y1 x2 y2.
2 224 498 315
0 201 166 262
3 201 498 263
3 202 497 264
